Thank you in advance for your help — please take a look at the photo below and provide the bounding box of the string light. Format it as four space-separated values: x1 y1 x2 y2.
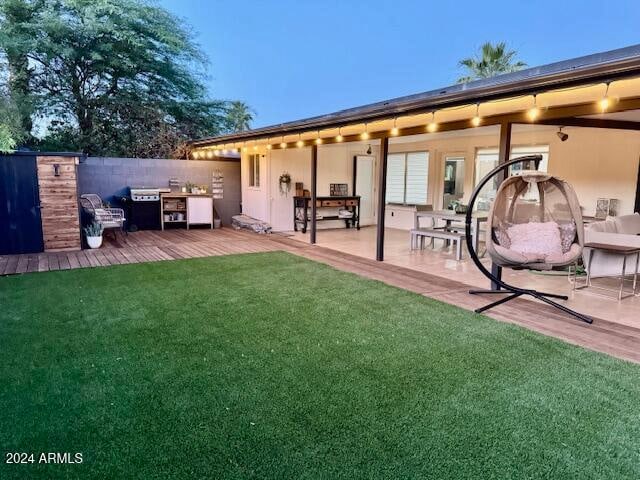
599 82 611 111
280 136 287 149
528 94 540 121
361 123 369 140
427 111 438 133
242 143 248 153
390 118 399 136
267 138 272 150
192 151 199 159
336 127 343 142
206 150 213 159
296 133 304 148
471 103 481 127
214 149 220 156
253 140 258 151
315 131 322 144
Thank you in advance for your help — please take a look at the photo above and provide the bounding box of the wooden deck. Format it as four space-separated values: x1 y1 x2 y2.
1 228 639 363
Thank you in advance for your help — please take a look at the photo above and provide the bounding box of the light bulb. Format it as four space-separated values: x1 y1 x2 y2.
361 131 369 140
528 106 539 120
471 116 481 127
242 146 248 153
336 134 343 142
280 142 287 149
206 150 213 158
315 137 322 145
253 145 258 151
192 151 199 159
599 96 610 111
214 149 220 155
267 144 272 150
391 127 399 136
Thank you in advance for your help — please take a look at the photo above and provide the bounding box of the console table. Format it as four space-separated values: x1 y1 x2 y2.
293 196 360 233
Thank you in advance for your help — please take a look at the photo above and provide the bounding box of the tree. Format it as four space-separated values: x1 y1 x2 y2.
0 0 41 142
0 0 243 157
0 92 26 151
225 101 254 132
457 42 527 83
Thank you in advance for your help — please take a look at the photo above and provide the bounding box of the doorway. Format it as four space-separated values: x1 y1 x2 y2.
354 155 376 226
442 155 465 209
0 154 44 254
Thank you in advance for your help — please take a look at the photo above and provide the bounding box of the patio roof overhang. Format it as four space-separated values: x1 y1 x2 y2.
191 44 640 154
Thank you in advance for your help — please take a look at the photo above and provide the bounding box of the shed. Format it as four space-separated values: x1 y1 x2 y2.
0 152 83 255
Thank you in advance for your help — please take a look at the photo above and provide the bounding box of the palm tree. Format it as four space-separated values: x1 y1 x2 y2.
457 42 527 83
226 101 255 132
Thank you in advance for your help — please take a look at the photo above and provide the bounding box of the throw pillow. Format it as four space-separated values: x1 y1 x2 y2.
506 221 563 259
557 220 577 253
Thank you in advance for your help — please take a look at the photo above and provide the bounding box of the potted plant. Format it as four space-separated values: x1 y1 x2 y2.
84 222 104 249
279 172 291 196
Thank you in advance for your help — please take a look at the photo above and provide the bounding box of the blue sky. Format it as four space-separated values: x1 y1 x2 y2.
161 0 640 128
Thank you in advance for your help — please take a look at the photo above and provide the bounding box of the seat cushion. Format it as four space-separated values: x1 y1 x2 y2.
507 221 563 258
612 213 640 235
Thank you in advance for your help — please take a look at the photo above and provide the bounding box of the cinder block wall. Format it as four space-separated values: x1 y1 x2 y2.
78 157 241 226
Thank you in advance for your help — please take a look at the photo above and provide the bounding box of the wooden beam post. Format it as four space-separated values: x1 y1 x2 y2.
635 156 640 214
376 136 389 261
491 122 513 289
310 144 318 244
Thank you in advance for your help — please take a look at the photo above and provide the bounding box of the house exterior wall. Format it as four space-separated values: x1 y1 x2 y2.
78 157 241 225
240 127 640 231
241 141 379 231
389 126 640 217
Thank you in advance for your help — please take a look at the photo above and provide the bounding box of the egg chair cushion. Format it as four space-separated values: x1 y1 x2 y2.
506 221 563 258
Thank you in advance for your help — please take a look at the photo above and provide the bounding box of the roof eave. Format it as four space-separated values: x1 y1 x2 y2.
191 44 640 147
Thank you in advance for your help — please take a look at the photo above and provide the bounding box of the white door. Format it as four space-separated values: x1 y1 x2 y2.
269 149 310 231
355 155 376 226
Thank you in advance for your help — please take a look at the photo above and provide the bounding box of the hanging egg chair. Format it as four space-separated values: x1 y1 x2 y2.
465 155 592 324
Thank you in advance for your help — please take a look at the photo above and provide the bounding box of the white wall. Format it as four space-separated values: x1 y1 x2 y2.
241 126 640 230
390 126 640 216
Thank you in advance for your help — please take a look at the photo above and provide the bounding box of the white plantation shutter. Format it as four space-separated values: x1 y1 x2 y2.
386 153 406 204
385 152 429 204
405 152 428 204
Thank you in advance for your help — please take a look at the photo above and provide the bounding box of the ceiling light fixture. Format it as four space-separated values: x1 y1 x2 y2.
599 82 611 111
336 127 343 142
361 123 370 140
391 118 399 136
471 103 481 127
528 94 540 121
557 127 569 142
427 111 438 133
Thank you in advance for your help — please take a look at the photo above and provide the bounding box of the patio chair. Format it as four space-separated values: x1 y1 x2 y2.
80 194 126 238
464 155 591 324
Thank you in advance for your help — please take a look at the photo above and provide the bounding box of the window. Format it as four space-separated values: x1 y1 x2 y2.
509 145 549 174
443 155 465 208
385 151 429 205
474 145 550 210
248 154 260 187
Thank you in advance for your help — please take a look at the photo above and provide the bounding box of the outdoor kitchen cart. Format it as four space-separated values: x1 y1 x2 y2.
293 195 360 233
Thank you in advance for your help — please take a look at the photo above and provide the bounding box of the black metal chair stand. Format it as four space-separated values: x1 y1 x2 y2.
464 155 592 324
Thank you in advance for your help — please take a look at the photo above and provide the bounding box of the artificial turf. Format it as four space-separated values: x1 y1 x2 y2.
0 251 639 479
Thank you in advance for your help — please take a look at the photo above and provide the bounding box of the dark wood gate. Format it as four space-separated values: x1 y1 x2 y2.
0 154 44 255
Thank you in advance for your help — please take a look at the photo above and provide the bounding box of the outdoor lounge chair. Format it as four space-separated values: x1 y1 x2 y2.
464 155 591 324
80 194 126 238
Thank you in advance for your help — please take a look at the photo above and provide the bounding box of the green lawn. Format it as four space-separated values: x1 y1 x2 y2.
1 252 639 479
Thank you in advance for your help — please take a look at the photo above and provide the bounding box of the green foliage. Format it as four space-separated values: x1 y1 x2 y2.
0 93 26 152
457 41 527 83
83 221 103 237
0 0 251 156
225 100 254 132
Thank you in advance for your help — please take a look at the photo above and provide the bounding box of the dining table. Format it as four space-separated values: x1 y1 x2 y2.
414 209 488 254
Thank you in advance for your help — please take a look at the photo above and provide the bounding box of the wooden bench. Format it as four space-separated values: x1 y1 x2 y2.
410 228 466 261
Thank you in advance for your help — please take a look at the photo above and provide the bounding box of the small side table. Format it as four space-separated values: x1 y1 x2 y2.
576 243 640 300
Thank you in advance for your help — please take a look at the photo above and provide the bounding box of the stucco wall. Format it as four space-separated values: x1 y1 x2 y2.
78 157 241 225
